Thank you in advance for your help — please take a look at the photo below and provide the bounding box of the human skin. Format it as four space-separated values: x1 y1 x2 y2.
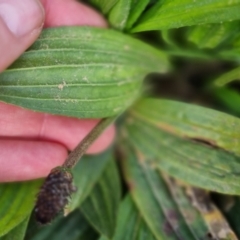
0 0 115 182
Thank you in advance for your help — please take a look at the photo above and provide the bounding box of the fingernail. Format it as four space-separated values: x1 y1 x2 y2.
0 0 44 37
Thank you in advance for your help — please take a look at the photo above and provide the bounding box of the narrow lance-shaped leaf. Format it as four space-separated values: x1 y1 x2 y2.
80 159 121 239
132 0 240 32
163 175 211 239
186 187 238 239
130 98 240 156
121 144 193 240
123 98 240 194
0 180 42 237
0 26 169 118
165 178 239 239
121 141 239 239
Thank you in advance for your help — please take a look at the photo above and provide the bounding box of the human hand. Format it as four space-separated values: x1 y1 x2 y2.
0 0 115 182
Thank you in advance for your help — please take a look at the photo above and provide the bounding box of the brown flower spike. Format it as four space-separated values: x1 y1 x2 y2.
34 117 115 224
34 167 76 224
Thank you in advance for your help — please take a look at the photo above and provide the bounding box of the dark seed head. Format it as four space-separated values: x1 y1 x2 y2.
34 166 76 224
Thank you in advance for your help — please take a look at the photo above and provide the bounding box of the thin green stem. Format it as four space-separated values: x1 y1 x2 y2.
63 116 116 168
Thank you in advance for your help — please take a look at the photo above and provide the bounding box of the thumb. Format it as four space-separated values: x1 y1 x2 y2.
0 0 44 72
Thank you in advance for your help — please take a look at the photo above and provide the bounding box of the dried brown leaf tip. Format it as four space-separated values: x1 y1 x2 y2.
34 166 76 224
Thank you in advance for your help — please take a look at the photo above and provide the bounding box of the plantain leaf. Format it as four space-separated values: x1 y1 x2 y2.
68 149 113 212
112 195 156 240
130 98 240 156
0 26 169 118
186 188 238 239
122 98 240 194
121 144 193 239
163 176 209 238
88 0 118 14
0 180 42 237
121 144 239 239
0 217 29 240
125 0 150 30
213 67 240 87
108 0 132 30
165 177 239 239
80 158 121 238
131 0 240 32
26 210 97 240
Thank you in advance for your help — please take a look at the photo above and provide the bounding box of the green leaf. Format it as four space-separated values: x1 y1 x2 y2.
113 195 156 240
27 210 97 240
131 0 240 32
108 0 132 30
213 67 240 87
121 145 192 239
68 149 114 212
187 21 240 49
130 98 240 156
185 188 238 239
0 180 42 237
80 159 121 238
0 26 169 118
126 0 150 30
122 98 240 194
122 144 238 239
163 177 209 238
88 0 118 14
1 217 29 240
